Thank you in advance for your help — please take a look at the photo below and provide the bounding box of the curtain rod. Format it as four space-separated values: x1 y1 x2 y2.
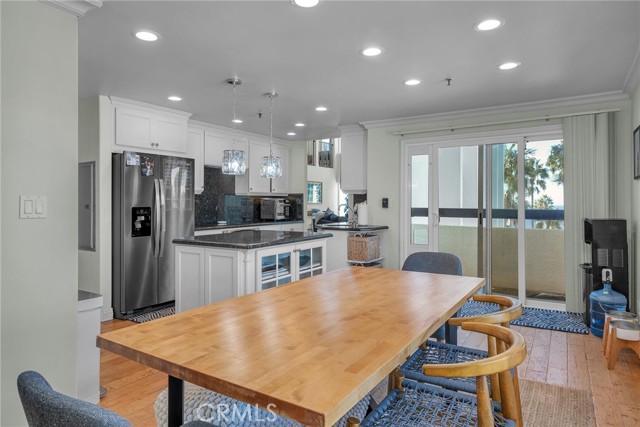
392 108 621 137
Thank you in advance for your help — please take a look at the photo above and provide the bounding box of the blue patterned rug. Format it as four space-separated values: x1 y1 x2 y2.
460 300 589 334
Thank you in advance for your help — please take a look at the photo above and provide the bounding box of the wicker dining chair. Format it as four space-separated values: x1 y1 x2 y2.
347 322 527 427
17 371 212 427
399 294 523 426
401 252 463 343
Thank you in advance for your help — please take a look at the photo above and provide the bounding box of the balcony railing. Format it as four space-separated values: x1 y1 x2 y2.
410 208 565 300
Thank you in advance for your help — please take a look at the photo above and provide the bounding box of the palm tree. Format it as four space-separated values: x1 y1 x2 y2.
525 157 550 208
534 195 558 229
546 143 564 185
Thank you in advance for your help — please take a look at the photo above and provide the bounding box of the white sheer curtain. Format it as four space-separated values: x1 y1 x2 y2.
563 113 613 312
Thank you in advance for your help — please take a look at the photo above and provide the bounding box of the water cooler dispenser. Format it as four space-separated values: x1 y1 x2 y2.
582 219 629 325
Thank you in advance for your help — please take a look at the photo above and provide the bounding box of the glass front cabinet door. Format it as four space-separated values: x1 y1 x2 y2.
256 241 326 291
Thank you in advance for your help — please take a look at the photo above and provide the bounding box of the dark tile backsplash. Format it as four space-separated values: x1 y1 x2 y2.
195 166 303 227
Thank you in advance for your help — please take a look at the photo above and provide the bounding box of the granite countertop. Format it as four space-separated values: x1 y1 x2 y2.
317 223 389 232
174 230 332 250
195 220 304 232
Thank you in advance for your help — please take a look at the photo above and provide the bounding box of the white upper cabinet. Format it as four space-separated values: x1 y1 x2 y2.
204 129 249 167
270 143 289 195
235 138 290 195
111 97 191 154
339 125 367 193
186 126 205 194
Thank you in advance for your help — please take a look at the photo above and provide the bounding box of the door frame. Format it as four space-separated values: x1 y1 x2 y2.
400 125 564 309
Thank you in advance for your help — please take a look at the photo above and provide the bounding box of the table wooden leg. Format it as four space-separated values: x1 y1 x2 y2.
445 310 459 345
168 375 184 427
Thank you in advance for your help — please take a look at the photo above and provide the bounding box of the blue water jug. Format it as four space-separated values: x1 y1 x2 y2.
590 283 627 337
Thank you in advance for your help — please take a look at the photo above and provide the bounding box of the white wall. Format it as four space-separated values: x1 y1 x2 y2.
0 0 3 417
366 98 633 271
79 97 100 294
632 85 640 311
1 2 78 425
288 140 307 195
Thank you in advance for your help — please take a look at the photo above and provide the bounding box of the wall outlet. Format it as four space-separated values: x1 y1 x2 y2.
382 198 389 208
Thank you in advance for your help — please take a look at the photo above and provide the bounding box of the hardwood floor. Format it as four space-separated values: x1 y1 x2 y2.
100 320 640 427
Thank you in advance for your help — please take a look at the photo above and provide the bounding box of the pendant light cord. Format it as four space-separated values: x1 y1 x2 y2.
232 81 238 150
269 92 274 157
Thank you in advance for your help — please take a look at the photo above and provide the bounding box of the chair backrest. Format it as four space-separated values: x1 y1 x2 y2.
17 371 131 427
401 252 462 276
421 322 527 427
448 294 523 327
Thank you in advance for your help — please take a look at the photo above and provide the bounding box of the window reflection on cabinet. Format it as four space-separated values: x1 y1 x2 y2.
260 252 292 291
298 246 323 280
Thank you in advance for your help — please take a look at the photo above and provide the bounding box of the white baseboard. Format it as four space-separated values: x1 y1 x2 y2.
100 307 113 322
525 299 567 312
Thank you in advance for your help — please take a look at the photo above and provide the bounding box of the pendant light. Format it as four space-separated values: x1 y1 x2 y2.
222 78 247 175
260 91 282 178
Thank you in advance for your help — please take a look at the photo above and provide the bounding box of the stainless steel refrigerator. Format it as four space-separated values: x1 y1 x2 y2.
112 151 194 319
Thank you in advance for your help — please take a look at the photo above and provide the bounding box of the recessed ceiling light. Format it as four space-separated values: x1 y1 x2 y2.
361 47 383 57
499 61 521 70
135 31 159 42
291 0 319 7
475 19 503 31
315 106 328 112
287 132 296 136
404 79 421 86
231 118 243 124
167 96 182 101
295 123 305 127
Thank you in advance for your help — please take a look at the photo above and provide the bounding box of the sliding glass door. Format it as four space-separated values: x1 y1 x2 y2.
402 129 565 308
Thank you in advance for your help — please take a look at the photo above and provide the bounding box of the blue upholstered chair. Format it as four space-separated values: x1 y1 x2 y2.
17 371 213 427
347 323 527 427
401 251 463 343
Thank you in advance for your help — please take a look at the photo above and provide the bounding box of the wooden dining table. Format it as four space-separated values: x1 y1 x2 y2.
97 266 485 427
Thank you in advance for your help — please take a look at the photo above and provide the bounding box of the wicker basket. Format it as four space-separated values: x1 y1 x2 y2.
348 234 381 262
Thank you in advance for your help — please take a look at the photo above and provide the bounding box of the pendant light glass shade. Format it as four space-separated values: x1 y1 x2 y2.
222 149 247 175
222 77 247 175
260 155 282 179
260 91 283 179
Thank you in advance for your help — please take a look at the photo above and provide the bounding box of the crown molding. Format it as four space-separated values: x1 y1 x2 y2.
338 124 365 135
41 0 102 17
359 91 630 130
110 96 192 118
623 44 640 95
189 119 291 146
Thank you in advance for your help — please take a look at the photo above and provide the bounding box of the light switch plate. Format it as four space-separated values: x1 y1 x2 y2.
20 196 47 219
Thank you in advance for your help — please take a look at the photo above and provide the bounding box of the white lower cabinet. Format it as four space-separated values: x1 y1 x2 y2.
175 239 326 312
204 248 246 303
175 246 205 312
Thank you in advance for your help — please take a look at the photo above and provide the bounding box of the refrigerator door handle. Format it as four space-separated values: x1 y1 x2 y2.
153 179 161 258
158 179 167 258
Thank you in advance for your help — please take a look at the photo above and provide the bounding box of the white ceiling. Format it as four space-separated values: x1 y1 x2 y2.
79 1 640 140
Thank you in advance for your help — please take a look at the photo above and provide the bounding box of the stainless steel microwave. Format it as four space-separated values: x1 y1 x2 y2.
260 199 290 220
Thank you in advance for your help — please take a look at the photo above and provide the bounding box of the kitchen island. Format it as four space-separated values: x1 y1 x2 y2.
173 230 331 312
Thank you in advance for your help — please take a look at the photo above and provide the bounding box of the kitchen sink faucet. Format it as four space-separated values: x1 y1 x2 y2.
338 204 357 227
